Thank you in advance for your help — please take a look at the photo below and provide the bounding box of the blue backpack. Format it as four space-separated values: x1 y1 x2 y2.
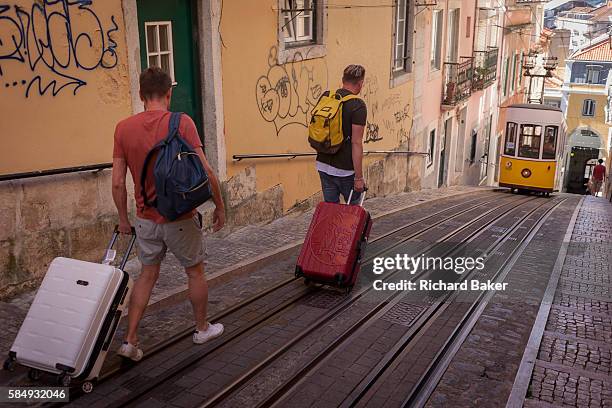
140 112 212 221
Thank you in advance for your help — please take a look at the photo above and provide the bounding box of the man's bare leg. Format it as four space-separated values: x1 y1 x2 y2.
185 262 208 331
125 263 161 345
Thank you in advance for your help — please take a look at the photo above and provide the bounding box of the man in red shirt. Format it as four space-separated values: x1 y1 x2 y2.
112 67 226 361
591 159 607 197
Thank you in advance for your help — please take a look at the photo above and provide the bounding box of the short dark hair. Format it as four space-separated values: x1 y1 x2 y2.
139 67 172 100
342 64 366 84
599 159 604 164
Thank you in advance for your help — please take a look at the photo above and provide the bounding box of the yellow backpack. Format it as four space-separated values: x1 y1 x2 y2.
308 90 359 154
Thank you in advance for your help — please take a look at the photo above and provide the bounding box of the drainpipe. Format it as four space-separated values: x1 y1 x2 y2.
497 0 507 109
471 0 478 57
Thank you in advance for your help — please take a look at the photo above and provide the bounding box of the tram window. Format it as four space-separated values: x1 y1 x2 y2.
542 126 558 159
504 122 517 156
518 124 542 159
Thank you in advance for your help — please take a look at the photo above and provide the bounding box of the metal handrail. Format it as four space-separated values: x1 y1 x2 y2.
0 163 113 182
233 151 429 162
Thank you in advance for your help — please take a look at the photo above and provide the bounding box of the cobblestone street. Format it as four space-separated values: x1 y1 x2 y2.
524 197 612 408
2 0 612 405
1 192 610 408
0 186 485 356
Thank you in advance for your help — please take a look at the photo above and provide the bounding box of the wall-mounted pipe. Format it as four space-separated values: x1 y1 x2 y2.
232 151 429 162
0 163 113 183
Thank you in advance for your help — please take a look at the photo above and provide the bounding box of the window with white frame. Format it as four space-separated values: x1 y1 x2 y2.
430 10 443 71
511 54 518 92
281 0 316 46
582 99 596 116
586 66 602 84
145 22 176 84
469 130 478 164
427 129 436 167
393 0 412 73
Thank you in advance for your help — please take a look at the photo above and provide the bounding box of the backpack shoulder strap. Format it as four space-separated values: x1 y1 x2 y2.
140 140 165 209
140 145 158 208
340 94 360 102
140 111 183 208
167 111 182 141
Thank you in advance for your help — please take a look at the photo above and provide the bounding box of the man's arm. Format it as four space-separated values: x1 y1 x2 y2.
112 158 131 233
351 124 365 192
194 147 226 231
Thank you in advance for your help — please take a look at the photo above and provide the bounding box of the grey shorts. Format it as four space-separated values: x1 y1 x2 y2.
135 216 205 268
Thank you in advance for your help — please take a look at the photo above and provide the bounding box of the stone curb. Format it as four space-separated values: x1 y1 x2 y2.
126 187 505 320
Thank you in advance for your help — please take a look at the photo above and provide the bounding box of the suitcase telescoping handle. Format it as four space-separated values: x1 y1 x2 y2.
103 226 137 270
346 187 368 207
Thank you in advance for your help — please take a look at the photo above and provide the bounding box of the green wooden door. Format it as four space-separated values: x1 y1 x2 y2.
137 0 203 137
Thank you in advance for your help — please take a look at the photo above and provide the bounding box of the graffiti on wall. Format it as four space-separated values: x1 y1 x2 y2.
0 0 119 98
382 101 411 145
254 48 413 146
361 77 383 144
255 46 328 136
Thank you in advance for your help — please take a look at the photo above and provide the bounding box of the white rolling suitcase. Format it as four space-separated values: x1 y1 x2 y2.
3 227 135 393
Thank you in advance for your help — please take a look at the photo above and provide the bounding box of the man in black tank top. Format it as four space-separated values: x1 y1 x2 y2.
316 65 368 204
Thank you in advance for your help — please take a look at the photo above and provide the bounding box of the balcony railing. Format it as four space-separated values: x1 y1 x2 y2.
472 48 499 91
442 57 474 108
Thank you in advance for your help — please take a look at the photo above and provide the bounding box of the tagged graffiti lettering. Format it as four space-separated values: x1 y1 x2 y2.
0 0 119 98
255 46 328 136
361 76 379 119
394 104 410 123
382 100 411 144
364 121 382 144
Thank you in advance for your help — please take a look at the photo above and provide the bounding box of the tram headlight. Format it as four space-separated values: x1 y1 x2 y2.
505 161 512 169
521 168 532 178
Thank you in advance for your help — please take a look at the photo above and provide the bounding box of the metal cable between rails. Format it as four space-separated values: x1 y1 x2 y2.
200 194 534 407
102 192 506 407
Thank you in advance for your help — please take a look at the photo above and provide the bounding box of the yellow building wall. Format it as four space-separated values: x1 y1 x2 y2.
0 0 132 175
566 90 610 154
220 0 414 211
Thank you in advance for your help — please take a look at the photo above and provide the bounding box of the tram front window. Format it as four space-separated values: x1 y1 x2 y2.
542 126 558 160
504 122 517 156
518 124 542 159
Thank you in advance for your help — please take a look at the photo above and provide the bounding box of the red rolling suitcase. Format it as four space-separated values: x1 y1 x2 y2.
296 190 372 291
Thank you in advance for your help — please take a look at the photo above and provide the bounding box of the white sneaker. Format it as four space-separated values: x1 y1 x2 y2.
117 342 143 362
193 323 224 344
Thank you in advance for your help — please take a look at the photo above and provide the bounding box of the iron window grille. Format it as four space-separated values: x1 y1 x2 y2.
281 0 317 47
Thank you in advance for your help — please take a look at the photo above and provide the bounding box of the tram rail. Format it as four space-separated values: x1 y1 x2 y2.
249 196 552 408
15 191 499 406
105 193 533 407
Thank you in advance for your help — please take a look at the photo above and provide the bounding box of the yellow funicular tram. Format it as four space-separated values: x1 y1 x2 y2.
499 104 566 196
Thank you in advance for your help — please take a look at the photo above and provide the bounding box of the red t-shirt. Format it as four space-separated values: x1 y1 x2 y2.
113 110 203 224
593 164 606 181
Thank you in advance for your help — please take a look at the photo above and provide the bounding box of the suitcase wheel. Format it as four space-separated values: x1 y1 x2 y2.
58 373 71 387
3 357 15 371
28 368 42 381
81 381 94 393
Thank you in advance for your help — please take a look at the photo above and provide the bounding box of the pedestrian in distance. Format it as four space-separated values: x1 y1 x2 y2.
591 158 607 197
310 64 367 204
111 67 226 361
